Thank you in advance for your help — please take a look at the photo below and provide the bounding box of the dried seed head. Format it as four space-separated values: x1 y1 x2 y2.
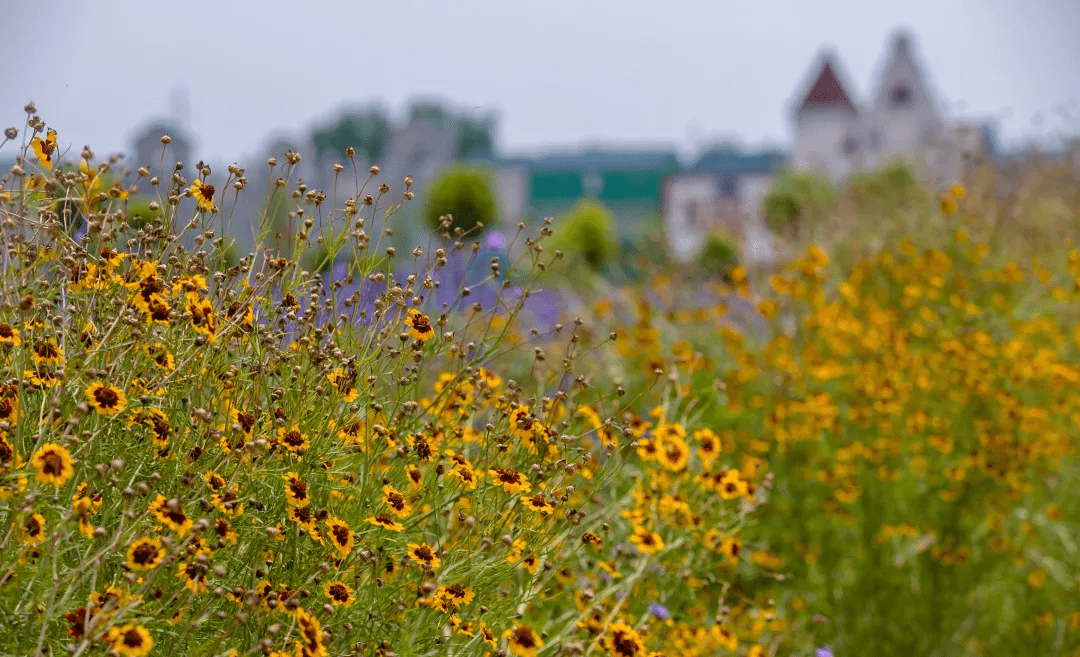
161 134 172 145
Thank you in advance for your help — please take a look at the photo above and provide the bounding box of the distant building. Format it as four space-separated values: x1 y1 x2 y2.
791 30 994 184
499 148 680 241
130 120 193 173
662 147 785 262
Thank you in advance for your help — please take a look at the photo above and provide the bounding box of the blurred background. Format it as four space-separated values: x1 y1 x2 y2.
3 0 1079 270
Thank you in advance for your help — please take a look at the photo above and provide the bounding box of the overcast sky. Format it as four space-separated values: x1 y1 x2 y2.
4 0 1078 164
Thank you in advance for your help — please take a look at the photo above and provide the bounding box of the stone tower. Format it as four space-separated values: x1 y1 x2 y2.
791 52 861 182
861 30 945 174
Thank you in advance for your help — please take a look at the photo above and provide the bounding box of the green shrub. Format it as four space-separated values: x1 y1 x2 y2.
763 171 837 235
847 160 928 213
422 165 497 235
550 199 617 272
696 234 740 281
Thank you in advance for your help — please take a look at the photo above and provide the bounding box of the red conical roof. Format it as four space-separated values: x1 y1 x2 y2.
798 59 857 114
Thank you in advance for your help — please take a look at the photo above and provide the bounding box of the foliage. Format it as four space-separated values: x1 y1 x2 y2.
0 107 791 657
763 171 837 236
422 165 497 235
549 199 617 273
312 109 391 164
846 160 929 215
696 234 740 282
575 179 1080 657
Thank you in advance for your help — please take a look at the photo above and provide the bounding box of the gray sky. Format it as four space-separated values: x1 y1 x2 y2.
3 0 1078 164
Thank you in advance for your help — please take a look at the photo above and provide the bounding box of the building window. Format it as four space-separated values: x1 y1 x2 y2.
891 84 912 107
685 199 699 227
842 134 858 155
719 175 737 198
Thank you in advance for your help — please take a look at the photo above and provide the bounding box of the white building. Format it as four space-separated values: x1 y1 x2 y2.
662 147 784 263
791 30 993 185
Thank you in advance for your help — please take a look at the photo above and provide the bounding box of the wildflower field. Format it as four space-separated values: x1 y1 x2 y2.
1 104 1078 657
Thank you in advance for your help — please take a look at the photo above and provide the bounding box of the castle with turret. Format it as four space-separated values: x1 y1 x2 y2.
791 29 994 185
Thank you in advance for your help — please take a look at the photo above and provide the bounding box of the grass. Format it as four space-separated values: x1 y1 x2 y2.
1 103 1078 657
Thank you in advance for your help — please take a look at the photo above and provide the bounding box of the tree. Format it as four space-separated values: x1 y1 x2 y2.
457 115 494 160
550 200 617 272
312 110 391 164
422 165 497 235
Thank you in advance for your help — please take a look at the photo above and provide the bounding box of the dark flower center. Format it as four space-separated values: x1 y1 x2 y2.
513 628 537 647
94 387 119 407
132 543 158 565
332 525 350 545
42 451 64 475
122 629 144 647
329 584 349 602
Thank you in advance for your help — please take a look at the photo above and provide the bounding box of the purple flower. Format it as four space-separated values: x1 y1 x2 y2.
485 230 506 250
816 648 834 657
648 602 671 620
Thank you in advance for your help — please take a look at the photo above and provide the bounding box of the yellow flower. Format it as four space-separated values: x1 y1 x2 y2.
446 464 478 490
520 493 554 515
295 608 327 657
434 583 475 612
149 494 193 536
31 337 63 365
176 549 212 593
190 179 217 212
382 484 412 518
283 473 310 507
601 621 645 656
630 529 665 555
0 322 21 346
85 381 127 415
23 513 46 546
504 624 543 657
278 425 309 453
365 513 404 532
145 343 175 370
489 467 531 494
718 469 749 500
325 516 355 557
405 308 435 342
106 623 153 657
406 543 441 570
31 442 74 487
31 129 58 170
126 537 165 571
327 368 359 402
656 434 690 472
187 298 218 341
323 580 355 607
939 195 958 216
